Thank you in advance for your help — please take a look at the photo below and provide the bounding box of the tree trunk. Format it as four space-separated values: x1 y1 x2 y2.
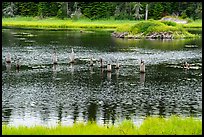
10 2 14 17
145 4 148 20
66 2 69 17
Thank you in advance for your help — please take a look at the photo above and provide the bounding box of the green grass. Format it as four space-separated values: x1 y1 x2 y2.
182 19 202 28
116 20 201 39
2 16 201 38
2 115 202 135
2 16 138 31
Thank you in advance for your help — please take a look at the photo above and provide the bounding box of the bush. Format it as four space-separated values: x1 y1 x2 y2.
146 25 176 34
130 20 165 34
161 21 177 26
115 20 197 38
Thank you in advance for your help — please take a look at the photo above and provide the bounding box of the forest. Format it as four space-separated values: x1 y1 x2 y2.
2 2 202 20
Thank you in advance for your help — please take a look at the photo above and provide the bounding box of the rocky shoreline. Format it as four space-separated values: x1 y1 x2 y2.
111 31 173 39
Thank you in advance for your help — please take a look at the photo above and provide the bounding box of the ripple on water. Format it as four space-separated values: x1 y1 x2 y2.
2 30 202 127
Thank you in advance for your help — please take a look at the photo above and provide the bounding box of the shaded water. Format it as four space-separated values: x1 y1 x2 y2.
2 29 202 127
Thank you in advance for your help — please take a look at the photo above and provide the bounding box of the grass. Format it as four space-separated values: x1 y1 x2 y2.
182 19 202 28
116 20 201 39
2 115 202 135
2 16 138 31
2 16 202 38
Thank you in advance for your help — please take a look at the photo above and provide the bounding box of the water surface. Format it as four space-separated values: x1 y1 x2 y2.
2 29 202 127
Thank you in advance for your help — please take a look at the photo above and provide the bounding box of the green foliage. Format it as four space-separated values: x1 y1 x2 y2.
181 12 187 19
185 18 193 23
115 20 199 38
2 2 203 20
130 20 165 34
2 116 202 135
56 3 67 19
161 21 177 26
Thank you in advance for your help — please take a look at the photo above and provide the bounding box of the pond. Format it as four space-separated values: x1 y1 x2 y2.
2 28 202 127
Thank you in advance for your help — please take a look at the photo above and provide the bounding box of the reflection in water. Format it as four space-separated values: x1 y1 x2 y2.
140 73 145 86
2 29 202 127
16 68 20 73
52 48 57 65
115 69 119 80
52 64 57 71
6 62 11 71
107 72 111 81
87 102 97 123
70 63 75 74
100 68 104 80
52 64 57 78
72 104 79 123
57 103 63 125
16 59 21 72
6 52 11 63
89 66 94 74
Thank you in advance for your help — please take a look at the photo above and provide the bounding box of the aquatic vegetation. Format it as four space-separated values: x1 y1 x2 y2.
2 115 202 135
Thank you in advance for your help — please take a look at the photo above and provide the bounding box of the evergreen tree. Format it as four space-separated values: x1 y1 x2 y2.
133 2 143 20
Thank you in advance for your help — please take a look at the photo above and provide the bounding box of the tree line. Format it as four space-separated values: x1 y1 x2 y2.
2 2 202 20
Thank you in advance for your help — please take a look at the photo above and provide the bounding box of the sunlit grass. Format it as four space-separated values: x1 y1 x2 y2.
183 19 202 28
2 17 201 38
2 16 138 30
2 115 202 135
116 20 201 39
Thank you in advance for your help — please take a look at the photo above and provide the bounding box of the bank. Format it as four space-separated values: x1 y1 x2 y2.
2 17 135 31
2 115 202 135
112 19 201 39
2 17 202 35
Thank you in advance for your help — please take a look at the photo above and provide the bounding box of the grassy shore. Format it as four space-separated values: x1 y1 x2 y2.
2 16 201 30
2 115 202 135
115 19 201 39
2 16 138 31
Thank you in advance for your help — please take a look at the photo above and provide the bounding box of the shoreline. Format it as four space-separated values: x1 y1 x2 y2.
2 17 202 39
2 115 202 135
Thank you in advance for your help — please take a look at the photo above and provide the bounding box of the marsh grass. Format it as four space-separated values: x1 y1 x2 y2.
116 20 201 38
2 115 202 135
2 16 137 31
183 19 202 28
2 17 201 37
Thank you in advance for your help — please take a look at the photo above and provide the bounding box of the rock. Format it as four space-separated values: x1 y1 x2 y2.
184 45 198 48
161 17 188 24
112 31 174 40
111 32 129 38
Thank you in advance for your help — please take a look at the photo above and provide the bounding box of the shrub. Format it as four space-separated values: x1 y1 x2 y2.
131 21 165 33
161 21 177 26
146 25 176 34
